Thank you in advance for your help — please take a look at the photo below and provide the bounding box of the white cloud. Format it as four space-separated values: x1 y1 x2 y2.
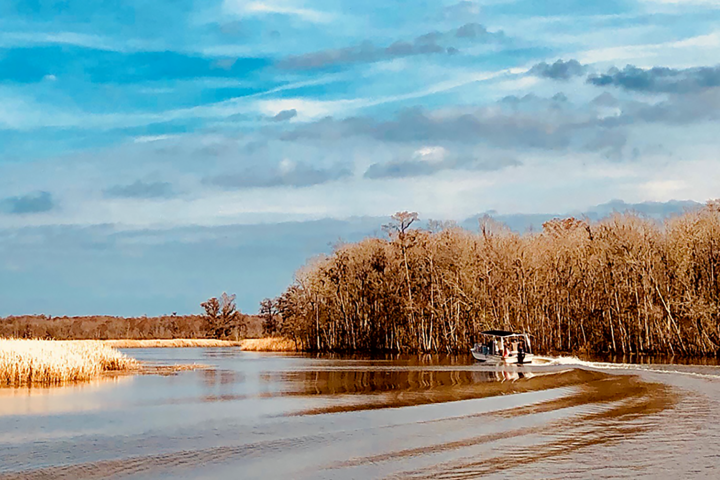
255 98 361 120
640 180 686 199
0 31 111 49
671 31 720 48
0 31 164 52
133 135 179 144
596 107 622 120
577 31 720 66
222 0 334 23
413 146 447 163
278 158 296 174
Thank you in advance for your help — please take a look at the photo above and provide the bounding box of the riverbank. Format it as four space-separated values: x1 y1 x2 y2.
0 339 138 387
100 339 720 359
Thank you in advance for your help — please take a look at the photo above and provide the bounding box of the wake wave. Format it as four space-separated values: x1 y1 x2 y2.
537 355 720 380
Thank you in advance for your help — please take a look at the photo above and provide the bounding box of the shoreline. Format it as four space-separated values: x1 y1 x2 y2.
3 337 717 390
15 338 719 360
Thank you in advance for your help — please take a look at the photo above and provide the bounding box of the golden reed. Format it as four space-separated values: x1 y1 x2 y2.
238 338 297 352
102 339 243 348
0 339 138 387
102 338 297 351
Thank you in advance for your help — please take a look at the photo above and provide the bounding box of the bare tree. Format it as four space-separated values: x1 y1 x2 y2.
201 293 246 339
259 298 281 336
273 206 720 356
383 211 418 237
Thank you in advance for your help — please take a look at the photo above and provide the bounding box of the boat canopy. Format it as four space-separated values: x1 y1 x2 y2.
479 330 531 337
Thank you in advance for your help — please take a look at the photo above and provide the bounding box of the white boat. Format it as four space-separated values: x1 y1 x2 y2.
471 330 536 365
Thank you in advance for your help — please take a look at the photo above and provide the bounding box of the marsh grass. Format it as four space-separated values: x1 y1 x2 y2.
102 339 243 348
0 339 139 387
102 338 296 351
0 337 296 388
239 337 297 352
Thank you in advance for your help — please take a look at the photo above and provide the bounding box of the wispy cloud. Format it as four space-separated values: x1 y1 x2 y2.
223 0 335 23
0 31 115 50
133 135 179 143
576 31 720 65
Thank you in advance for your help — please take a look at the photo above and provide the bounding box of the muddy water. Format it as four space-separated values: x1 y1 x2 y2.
0 349 718 479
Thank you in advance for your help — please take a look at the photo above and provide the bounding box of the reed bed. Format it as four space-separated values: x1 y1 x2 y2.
0 339 138 387
102 338 297 351
239 338 297 352
102 339 242 348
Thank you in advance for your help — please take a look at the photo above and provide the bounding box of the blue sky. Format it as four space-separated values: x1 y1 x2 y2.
2 0 720 316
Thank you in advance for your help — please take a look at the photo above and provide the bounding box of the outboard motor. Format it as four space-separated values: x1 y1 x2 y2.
517 345 525 365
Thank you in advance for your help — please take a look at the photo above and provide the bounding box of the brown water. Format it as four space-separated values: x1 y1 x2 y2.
0 349 718 479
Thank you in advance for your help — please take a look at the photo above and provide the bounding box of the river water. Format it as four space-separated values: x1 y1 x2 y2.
0 349 719 479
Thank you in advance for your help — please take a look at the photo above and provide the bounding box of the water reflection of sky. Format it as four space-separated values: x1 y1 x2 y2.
0 375 134 418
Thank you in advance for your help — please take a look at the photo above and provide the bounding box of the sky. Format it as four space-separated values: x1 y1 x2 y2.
2 0 720 316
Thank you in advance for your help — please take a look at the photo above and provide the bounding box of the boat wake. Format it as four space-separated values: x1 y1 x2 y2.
536 355 720 380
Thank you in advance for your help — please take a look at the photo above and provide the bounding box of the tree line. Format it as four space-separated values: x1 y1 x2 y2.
1 293 263 340
269 203 720 356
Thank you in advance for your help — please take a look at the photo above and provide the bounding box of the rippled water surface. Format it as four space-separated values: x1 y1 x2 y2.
1 349 719 479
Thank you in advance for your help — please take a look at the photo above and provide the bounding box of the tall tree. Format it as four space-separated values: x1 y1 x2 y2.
259 298 280 336
201 293 246 339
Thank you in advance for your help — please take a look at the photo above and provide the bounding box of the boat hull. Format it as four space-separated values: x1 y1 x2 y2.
471 349 536 365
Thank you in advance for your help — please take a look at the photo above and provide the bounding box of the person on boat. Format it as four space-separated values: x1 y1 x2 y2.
517 342 526 364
